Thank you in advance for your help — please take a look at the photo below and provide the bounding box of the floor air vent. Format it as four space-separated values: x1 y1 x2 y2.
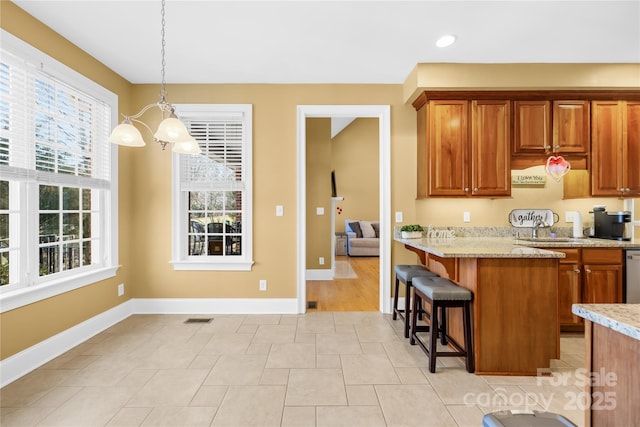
184 318 213 324
307 301 318 309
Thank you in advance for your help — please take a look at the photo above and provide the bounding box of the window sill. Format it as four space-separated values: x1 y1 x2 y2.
0 266 120 313
170 259 254 271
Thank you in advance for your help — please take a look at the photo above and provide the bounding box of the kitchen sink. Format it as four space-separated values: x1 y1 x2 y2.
518 237 585 243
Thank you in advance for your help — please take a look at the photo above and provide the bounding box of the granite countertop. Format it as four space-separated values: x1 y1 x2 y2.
572 304 640 341
396 237 566 259
513 237 640 249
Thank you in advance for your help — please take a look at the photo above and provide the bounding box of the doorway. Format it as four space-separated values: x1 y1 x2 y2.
296 105 391 314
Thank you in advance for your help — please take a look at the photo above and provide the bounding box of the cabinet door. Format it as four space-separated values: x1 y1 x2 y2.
623 101 640 196
428 100 469 196
471 100 511 196
553 101 590 153
583 264 623 304
558 262 583 326
591 101 623 196
513 100 552 154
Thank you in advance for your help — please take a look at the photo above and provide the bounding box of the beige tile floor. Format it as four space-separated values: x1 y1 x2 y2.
0 313 586 426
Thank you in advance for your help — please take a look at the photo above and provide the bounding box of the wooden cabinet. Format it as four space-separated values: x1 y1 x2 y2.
552 100 590 153
592 100 640 197
419 99 510 197
471 100 511 196
554 248 622 330
425 100 468 197
556 249 583 327
582 248 624 304
513 100 552 154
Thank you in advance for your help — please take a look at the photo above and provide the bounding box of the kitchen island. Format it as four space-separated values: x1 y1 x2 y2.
572 304 640 426
396 236 565 375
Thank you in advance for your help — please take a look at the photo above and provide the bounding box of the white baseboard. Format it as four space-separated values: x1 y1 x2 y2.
1 297 304 387
132 298 299 314
0 300 133 388
306 269 333 281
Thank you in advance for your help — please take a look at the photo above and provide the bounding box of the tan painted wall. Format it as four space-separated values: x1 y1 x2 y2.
306 118 332 269
126 83 410 301
305 118 380 270
0 2 134 360
332 118 380 233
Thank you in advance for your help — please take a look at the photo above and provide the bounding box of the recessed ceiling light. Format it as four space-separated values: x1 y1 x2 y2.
436 35 457 48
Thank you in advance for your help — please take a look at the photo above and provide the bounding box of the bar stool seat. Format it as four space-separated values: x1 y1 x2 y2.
392 265 438 338
410 276 474 373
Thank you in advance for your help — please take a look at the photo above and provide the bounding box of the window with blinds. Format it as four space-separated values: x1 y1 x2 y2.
171 105 253 271
0 31 117 306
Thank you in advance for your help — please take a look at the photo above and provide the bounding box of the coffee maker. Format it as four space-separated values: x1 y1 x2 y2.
592 207 632 241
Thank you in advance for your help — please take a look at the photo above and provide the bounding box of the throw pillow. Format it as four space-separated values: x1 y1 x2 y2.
371 222 379 238
348 221 363 238
360 221 376 238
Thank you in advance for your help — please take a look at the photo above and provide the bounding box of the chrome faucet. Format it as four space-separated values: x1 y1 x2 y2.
532 218 550 238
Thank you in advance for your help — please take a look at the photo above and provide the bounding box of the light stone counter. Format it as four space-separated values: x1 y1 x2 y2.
395 237 565 259
572 304 640 341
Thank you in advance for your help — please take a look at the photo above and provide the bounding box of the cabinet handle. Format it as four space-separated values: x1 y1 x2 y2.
464 187 469 192
574 269 580 274
625 188 631 192
555 145 560 150
585 268 591 273
545 145 551 150
473 188 478 193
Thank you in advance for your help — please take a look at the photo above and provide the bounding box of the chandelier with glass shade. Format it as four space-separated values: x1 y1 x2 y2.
108 0 201 155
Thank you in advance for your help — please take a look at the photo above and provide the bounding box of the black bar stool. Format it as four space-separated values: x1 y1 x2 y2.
392 265 438 338
410 276 474 373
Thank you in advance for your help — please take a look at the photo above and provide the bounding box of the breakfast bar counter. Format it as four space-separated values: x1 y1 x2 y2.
396 236 564 375
572 304 640 426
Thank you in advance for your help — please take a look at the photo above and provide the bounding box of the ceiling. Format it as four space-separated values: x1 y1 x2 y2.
11 0 640 85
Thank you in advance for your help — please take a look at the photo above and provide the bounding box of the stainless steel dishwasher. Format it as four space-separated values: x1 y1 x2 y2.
626 250 640 303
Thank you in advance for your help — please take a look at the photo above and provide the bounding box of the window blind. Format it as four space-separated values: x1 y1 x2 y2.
180 115 245 192
0 49 111 189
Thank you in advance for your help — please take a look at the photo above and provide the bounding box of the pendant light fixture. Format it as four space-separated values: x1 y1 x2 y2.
108 0 201 155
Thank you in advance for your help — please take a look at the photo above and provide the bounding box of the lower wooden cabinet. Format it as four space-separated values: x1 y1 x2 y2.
554 248 623 330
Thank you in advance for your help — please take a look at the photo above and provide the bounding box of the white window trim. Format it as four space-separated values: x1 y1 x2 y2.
169 104 253 271
0 30 119 313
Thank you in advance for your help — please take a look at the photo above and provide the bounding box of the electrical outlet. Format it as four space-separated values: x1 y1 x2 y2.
319 257 325 265
395 211 403 223
565 211 576 222
316 207 324 215
275 205 284 216
259 279 267 291
463 212 471 223
117 283 124 296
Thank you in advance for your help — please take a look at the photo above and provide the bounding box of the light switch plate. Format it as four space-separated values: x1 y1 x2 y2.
275 205 283 216
395 212 403 223
463 212 471 222
316 207 324 215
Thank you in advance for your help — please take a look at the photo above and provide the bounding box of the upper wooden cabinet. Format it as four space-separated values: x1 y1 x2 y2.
513 100 552 154
418 99 510 198
552 101 590 153
513 100 589 159
591 100 640 197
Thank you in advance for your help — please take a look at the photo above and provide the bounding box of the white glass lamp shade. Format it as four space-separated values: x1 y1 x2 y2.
154 117 193 144
109 122 146 147
172 137 202 155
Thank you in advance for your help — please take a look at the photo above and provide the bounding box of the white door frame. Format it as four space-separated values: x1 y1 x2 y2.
296 105 391 313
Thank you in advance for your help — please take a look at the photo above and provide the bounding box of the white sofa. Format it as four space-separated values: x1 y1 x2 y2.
345 219 380 257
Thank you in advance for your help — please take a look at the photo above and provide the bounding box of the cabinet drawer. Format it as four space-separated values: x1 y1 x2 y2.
582 248 622 265
555 248 580 263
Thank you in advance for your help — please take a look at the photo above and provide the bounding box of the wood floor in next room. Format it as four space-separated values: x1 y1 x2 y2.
306 256 379 311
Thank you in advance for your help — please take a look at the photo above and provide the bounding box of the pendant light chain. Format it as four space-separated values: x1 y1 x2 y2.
159 0 168 104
